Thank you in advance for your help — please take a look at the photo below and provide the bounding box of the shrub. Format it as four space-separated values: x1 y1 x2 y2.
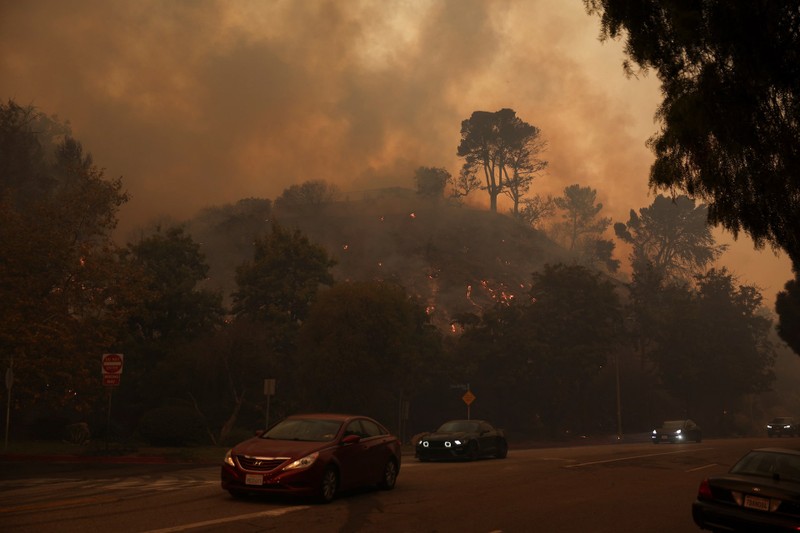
137 405 205 446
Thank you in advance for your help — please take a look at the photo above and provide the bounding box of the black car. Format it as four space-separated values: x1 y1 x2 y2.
692 447 800 531
651 419 702 443
415 419 508 461
767 417 798 438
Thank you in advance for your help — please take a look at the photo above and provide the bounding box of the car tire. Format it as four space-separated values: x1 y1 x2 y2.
379 459 398 490
318 466 338 503
495 439 508 459
466 441 479 461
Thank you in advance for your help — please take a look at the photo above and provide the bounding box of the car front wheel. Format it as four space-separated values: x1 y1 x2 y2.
495 439 508 459
379 459 398 490
319 467 339 503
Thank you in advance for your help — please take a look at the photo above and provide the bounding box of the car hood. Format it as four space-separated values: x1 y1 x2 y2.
423 431 474 441
232 437 333 458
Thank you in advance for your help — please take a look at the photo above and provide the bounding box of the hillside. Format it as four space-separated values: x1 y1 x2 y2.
187 192 570 329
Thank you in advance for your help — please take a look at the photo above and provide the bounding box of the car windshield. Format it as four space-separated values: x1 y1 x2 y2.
662 420 685 430
730 451 800 483
438 420 479 433
262 418 342 442
772 417 793 424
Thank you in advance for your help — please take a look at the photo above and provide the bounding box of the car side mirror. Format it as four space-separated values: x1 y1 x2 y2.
342 434 361 445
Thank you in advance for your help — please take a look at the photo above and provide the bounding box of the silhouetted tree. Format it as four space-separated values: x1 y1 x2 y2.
776 269 800 356
232 220 335 351
615 194 725 282
553 184 618 272
414 166 450 198
585 0 800 354
456 109 545 212
584 1 800 264
274 180 338 212
648 269 775 431
295 280 442 427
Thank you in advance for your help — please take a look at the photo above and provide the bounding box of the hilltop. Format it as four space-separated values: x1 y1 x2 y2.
186 191 569 329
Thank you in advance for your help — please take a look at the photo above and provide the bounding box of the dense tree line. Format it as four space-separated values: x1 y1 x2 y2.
0 97 787 448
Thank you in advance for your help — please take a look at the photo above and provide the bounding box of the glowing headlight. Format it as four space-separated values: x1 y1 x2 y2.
422 441 429 447
224 449 235 467
652 430 657 435
454 439 462 445
284 452 319 470
676 429 682 434
445 441 452 448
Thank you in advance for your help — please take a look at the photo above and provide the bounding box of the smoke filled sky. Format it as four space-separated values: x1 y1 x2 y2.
1 0 793 299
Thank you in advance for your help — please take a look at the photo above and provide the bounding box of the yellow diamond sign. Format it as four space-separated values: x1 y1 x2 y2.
462 390 476 405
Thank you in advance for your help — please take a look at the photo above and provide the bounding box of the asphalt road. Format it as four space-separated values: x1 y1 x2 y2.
2 437 798 532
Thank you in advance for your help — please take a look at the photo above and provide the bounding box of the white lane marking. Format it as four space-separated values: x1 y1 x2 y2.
564 447 712 468
142 506 309 533
686 463 718 472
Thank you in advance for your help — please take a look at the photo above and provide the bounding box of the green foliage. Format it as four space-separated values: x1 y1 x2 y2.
457 263 622 435
233 220 336 328
137 404 206 446
0 100 141 413
646 269 775 426
295 280 443 424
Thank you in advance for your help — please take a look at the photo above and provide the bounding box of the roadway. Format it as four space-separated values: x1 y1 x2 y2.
2 437 797 532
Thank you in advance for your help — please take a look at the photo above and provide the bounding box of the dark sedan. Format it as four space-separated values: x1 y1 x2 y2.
651 419 702 444
415 419 508 461
693 447 800 531
767 417 798 438
221 413 401 502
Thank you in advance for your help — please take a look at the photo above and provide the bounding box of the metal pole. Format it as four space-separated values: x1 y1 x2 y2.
105 387 113 451
265 394 271 429
4 359 12 452
615 352 623 441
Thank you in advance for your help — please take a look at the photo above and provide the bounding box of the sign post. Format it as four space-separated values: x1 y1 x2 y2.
102 354 123 450
4 358 12 452
462 386 475 420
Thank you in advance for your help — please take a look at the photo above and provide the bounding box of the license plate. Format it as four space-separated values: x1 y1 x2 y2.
245 474 263 486
744 495 769 511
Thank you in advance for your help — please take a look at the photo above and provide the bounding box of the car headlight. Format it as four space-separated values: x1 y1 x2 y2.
454 439 462 445
676 429 682 434
284 452 319 471
224 449 235 467
785 425 791 429
652 430 657 435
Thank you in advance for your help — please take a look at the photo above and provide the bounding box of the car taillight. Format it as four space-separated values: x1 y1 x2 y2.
697 479 714 501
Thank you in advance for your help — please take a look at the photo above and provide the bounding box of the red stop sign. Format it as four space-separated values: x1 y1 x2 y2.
102 353 124 374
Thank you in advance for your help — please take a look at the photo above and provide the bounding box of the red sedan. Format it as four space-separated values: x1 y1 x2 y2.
221 413 401 502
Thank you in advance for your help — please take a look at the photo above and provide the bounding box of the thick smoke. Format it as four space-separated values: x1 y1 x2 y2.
0 0 792 294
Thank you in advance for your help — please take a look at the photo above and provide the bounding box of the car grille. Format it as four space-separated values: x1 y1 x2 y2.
236 455 288 472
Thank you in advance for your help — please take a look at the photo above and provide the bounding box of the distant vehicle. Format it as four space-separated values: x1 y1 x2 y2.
415 419 508 461
692 447 800 531
651 419 702 444
221 413 401 503
767 417 798 438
